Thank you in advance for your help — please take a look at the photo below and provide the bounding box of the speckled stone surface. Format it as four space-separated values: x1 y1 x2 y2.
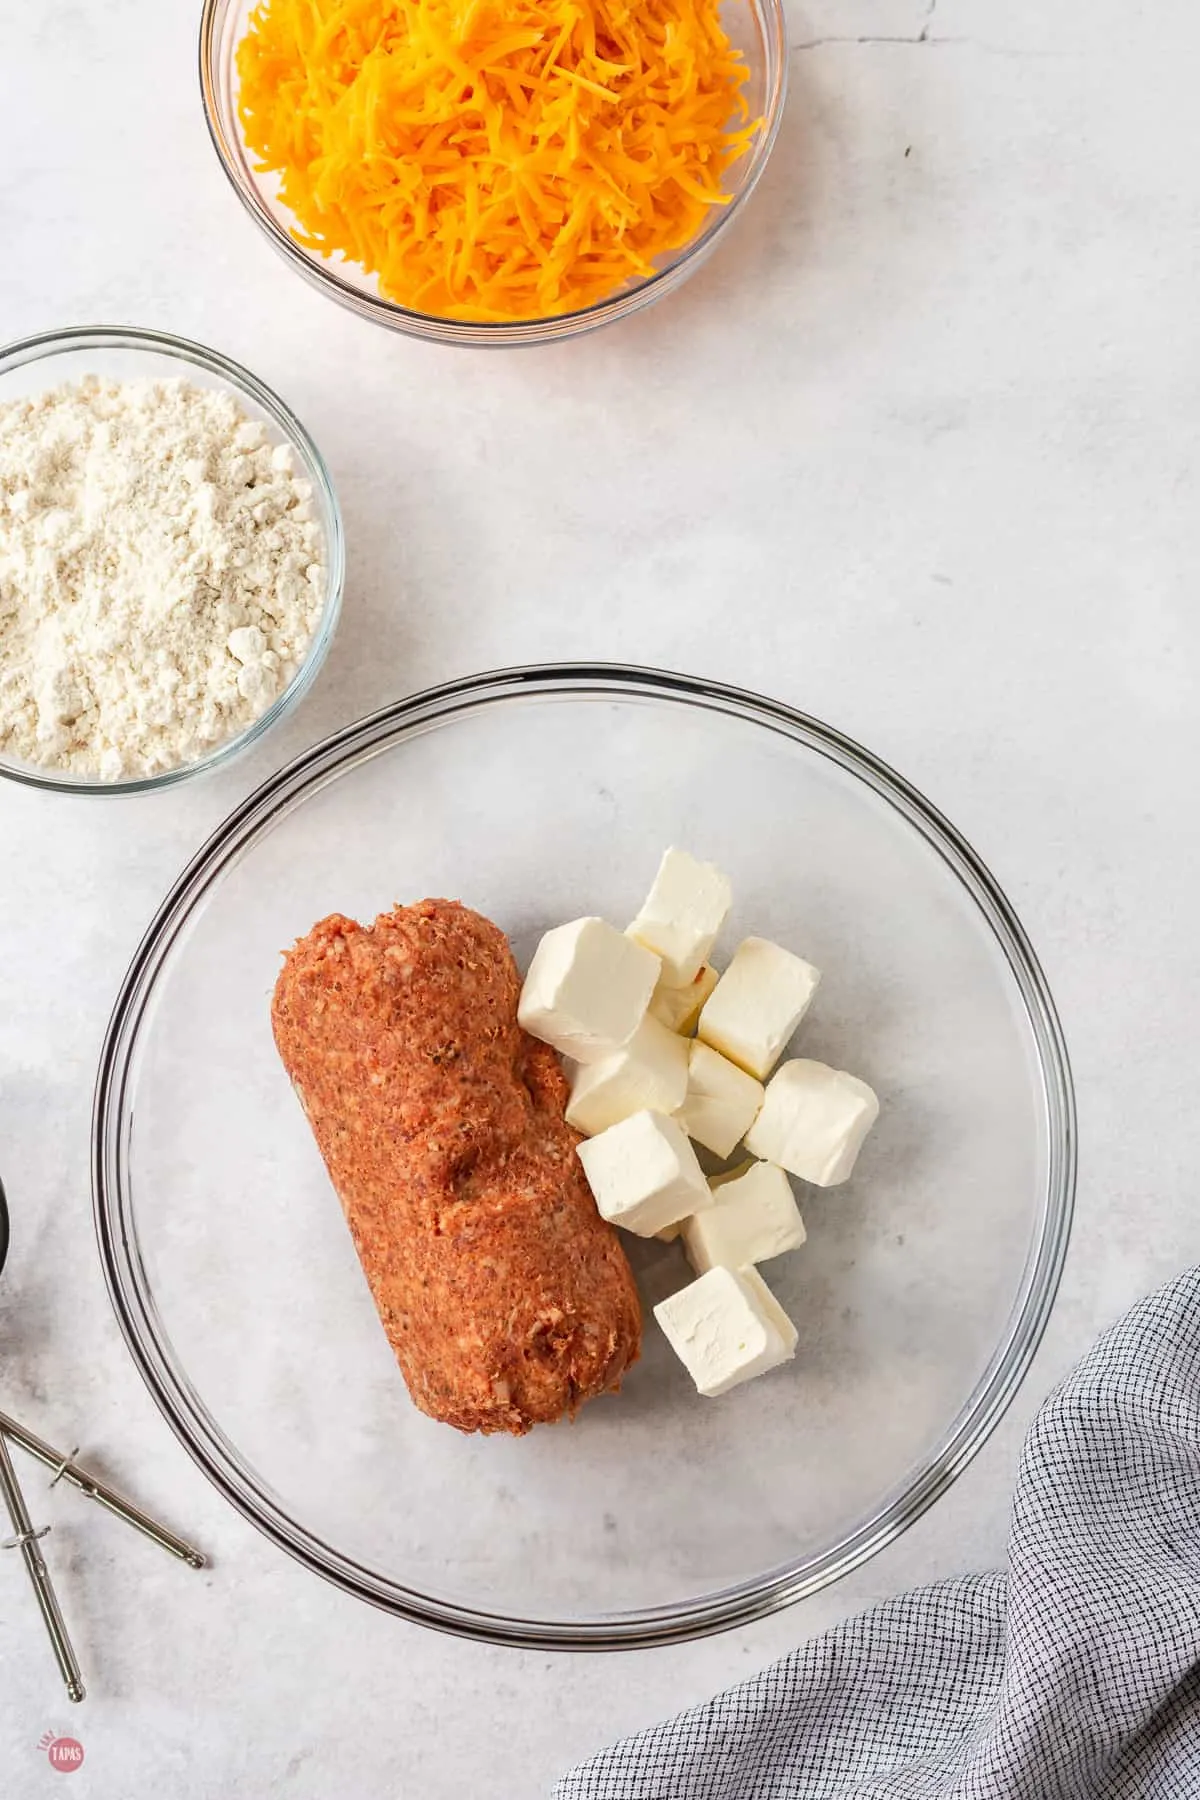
3 0 1200 1792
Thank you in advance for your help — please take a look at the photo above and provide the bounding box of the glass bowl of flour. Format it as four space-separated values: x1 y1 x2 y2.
0 325 344 792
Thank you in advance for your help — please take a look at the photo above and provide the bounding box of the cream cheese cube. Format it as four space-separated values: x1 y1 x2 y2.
566 1015 689 1137
649 962 720 1036
682 1161 806 1275
697 937 821 1080
676 1040 764 1158
576 1110 713 1237
627 848 732 986
745 1059 879 1186
518 917 660 1063
654 1265 798 1397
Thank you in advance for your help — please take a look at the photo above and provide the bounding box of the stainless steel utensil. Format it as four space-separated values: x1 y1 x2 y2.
0 1427 85 1702
0 1173 205 1701
0 1411 205 1569
0 1176 83 1701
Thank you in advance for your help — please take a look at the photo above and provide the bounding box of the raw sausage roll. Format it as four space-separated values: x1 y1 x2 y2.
272 898 642 1435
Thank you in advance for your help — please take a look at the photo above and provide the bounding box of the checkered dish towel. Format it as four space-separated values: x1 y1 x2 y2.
555 1268 1200 1800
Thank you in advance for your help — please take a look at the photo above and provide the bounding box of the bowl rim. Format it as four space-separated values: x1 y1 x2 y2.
92 662 1077 1649
198 0 789 347
0 323 345 795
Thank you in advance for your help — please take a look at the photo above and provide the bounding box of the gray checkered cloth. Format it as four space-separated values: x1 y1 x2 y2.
556 1268 1200 1799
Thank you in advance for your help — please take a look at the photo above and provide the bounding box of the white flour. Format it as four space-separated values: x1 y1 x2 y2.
0 375 326 780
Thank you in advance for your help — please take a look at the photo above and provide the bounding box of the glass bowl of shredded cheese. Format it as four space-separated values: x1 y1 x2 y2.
0 325 344 794
200 0 787 345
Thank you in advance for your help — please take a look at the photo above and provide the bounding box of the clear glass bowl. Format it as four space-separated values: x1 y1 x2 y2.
0 326 345 795
199 0 788 347
93 666 1075 1647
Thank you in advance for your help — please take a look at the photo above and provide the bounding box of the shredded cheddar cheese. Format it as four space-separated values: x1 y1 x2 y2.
236 0 756 323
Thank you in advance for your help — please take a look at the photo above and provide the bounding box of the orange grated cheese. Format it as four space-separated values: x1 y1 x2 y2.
236 0 757 323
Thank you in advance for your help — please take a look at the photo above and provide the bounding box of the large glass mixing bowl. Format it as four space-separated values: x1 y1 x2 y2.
93 666 1074 1647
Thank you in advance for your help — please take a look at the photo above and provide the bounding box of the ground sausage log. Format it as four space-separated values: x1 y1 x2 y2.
271 898 643 1435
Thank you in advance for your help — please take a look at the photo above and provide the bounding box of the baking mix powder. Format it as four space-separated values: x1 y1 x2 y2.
0 376 325 779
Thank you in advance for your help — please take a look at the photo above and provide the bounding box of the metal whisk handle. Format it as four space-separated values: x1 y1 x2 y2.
0 1431 84 1703
0 1410 206 1570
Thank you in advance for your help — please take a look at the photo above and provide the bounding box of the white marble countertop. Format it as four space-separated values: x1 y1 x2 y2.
3 0 1198 1791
